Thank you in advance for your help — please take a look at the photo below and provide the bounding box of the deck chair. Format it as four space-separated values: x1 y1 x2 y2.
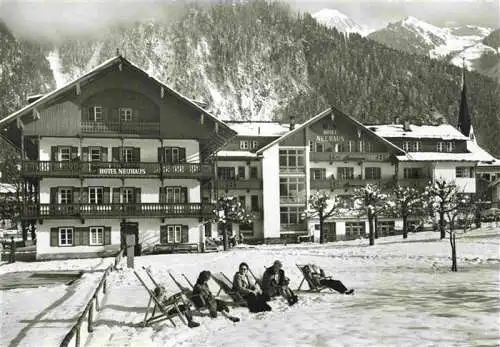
134 270 189 327
296 264 334 293
168 272 207 310
210 272 247 306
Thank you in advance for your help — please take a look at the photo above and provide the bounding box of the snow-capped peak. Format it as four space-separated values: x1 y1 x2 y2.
312 8 372 36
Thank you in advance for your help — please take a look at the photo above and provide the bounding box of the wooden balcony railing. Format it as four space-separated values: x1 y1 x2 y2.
310 152 390 162
217 179 263 190
81 121 160 135
22 161 213 179
280 196 307 205
22 203 214 219
310 178 396 191
397 178 431 188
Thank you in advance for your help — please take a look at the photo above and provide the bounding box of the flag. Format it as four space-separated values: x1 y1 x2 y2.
457 66 471 137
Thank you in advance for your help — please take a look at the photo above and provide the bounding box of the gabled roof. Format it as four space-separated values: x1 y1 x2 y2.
0 55 237 152
370 124 468 140
256 107 406 155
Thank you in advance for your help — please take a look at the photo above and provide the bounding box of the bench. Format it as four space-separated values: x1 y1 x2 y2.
153 243 199 254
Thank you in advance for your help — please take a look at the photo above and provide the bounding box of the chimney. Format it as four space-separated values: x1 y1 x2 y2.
289 115 296 131
393 116 400 125
403 120 411 132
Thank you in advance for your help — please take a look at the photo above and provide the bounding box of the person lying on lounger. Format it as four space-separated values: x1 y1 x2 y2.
303 264 354 295
192 270 240 322
233 262 272 313
153 286 200 328
261 260 298 306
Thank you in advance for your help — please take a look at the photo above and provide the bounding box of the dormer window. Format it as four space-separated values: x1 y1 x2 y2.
446 142 455 152
89 106 103 122
437 142 445 152
119 108 133 122
240 141 249 150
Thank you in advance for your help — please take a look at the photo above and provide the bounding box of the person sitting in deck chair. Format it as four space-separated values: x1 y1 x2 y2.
261 260 298 306
153 285 200 328
192 270 240 322
233 262 272 313
303 264 354 295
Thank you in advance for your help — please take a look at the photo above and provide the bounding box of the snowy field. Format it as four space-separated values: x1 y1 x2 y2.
1 227 499 347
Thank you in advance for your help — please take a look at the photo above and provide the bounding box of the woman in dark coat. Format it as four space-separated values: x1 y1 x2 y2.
192 270 240 322
261 260 298 305
233 262 272 313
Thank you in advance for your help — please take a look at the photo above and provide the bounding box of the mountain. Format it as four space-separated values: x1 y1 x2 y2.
368 17 498 80
0 1 499 157
312 9 371 36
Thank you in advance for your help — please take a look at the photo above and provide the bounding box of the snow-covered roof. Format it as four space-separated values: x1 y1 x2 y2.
397 140 496 162
216 150 258 158
223 121 290 137
0 183 16 194
477 156 500 167
370 124 468 140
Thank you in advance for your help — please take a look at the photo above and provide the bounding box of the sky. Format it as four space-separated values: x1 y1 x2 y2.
0 0 498 41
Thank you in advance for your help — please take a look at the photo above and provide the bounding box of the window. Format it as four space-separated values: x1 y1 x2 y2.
347 140 356 153
59 188 72 204
238 196 246 209
240 141 249 150
90 147 101 162
164 187 186 203
337 195 354 208
365 167 381 180
89 106 103 122
377 221 395 236
59 227 73 246
447 142 455 152
411 141 422 152
250 167 258 179
168 225 182 243
237 166 245 180
365 142 373 153
402 141 410 152
403 168 424 179
119 108 132 122
310 168 326 180
437 142 445 152
280 206 304 225
456 167 474 178
337 167 354 180
280 177 306 203
164 147 185 164
122 188 134 203
59 147 71 161
120 147 134 163
251 141 259 149
345 222 365 240
217 167 235 180
251 195 259 211
240 221 254 233
89 187 103 204
279 149 305 171
89 227 104 245
337 142 346 152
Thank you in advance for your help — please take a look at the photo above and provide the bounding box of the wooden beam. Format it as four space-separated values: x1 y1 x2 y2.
33 108 40 120
76 83 81 95
161 86 165 99
118 63 122 71
215 122 219 133
16 117 24 130
200 113 204 125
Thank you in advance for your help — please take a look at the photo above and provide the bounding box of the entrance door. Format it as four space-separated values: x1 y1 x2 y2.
120 222 140 255
325 222 337 242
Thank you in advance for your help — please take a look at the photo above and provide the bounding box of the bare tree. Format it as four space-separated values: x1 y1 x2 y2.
353 184 391 246
303 191 345 243
393 185 422 239
211 196 253 251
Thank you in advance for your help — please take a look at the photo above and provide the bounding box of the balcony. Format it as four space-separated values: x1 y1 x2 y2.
397 178 431 189
22 203 214 220
280 196 307 205
216 179 263 190
310 178 396 191
81 121 160 135
310 152 391 162
22 161 213 179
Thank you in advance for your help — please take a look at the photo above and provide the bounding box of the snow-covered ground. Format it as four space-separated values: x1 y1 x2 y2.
1 227 499 347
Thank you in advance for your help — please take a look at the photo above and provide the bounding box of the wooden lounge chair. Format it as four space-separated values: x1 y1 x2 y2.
134 270 190 327
210 272 247 306
296 264 334 293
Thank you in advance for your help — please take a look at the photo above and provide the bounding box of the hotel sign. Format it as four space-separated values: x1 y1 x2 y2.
316 129 345 143
98 168 147 175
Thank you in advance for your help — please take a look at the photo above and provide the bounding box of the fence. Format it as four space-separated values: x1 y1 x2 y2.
60 264 113 347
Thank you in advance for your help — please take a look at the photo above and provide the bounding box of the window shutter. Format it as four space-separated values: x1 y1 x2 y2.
157 147 164 163
182 187 188 203
181 225 189 243
112 147 120 162
73 228 81 246
73 187 81 204
134 147 141 162
135 188 141 203
51 147 58 161
133 109 139 121
82 107 89 121
111 108 118 122
179 148 186 163
101 147 108 162
159 187 165 203
103 187 110 203
78 227 89 246
104 226 111 245
160 225 167 244
112 188 120 203
103 107 109 121
50 228 58 246
81 187 89 203
50 187 58 204
82 147 89 161
71 147 78 160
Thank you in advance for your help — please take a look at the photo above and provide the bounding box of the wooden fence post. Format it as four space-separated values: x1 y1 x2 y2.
95 294 99 312
103 277 107 295
75 325 80 347
88 301 94 333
